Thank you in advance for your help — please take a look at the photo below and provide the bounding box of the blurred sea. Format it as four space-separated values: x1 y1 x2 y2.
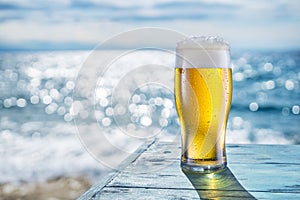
0 50 299 183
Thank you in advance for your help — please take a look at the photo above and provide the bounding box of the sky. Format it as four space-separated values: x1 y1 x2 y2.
0 0 300 50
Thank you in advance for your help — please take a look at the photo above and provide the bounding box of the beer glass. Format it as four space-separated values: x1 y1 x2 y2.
175 36 232 172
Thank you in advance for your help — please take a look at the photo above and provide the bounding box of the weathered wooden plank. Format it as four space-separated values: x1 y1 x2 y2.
91 187 199 200
105 163 300 192
228 163 300 193
79 141 300 200
227 144 300 164
78 140 158 200
89 187 300 200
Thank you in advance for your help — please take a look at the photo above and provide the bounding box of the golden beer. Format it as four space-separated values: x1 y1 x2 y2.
175 36 232 172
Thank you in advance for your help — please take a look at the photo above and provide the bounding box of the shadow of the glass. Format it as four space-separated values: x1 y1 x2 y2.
182 167 256 199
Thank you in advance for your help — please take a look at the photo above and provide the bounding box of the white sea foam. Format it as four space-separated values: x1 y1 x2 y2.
0 121 105 183
176 36 230 68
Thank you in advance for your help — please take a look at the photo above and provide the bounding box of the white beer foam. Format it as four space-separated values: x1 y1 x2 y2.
177 36 229 50
176 36 230 68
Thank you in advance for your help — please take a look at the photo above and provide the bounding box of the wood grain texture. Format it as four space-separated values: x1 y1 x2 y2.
79 141 300 200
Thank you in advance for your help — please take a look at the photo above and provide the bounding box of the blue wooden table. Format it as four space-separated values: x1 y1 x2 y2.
79 140 300 199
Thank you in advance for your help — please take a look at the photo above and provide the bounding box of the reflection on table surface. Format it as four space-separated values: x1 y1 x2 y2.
182 167 256 199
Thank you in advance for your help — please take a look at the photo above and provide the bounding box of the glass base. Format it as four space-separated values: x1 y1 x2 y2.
181 162 226 173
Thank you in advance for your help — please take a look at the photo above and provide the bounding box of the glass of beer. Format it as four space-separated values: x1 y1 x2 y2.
175 36 232 172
